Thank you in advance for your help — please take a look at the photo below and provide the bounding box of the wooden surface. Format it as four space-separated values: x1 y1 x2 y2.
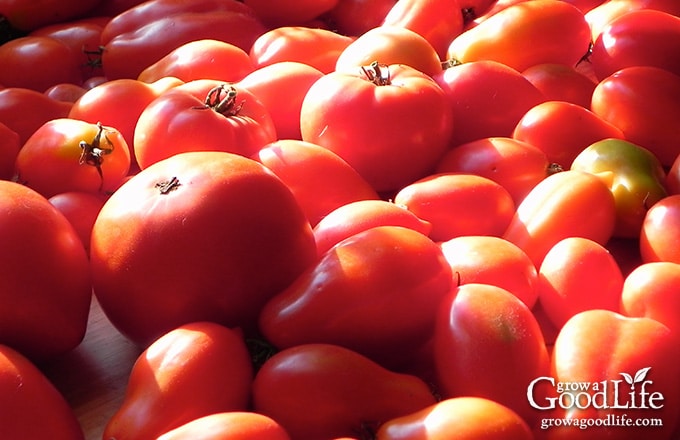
41 295 143 440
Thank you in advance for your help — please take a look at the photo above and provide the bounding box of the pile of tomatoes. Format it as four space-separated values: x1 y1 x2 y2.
1 0 680 438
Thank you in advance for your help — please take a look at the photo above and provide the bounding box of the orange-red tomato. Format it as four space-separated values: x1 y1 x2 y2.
0 87 73 145
620 261 680 331
521 63 598 109
324 0 398 37
156 412 292 440
44 83 88 103
48 191 107 255
243 0 339 27
639 194 680 264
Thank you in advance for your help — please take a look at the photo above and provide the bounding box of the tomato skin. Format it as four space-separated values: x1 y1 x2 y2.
0 87 73 145
324 0 397 37
521 63 597 109
620 262 680 332
300 64 454 193
48 191 106 255
104 322 253 440
639 194 680 264
258 226 452 369
0 0 100 31
156 412 292 440
252 343 437 440
0 344 85 439
503 170 617 268
0 122 20 180
243 0 339 27
0 181 91 362
394 173 516 242
44 83 88 103
585 0 680 41
90 151 317 346
667 153 680 195
375 397 533 440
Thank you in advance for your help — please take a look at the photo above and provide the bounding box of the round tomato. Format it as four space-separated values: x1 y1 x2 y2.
48 191 107 255
323 0 397 37
521 63 597 108
0 0 100 31
44 83 88 103
0 87 72 145
640 194 680 264
585 0 680 41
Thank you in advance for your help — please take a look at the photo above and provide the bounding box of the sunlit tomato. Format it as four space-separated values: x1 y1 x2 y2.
259 225 452 369
585 0 680 41
104 322 253 440
0 180 91 362
44 83 88 103
254 139 379 226
300 63 454 193
620 262 680 331
394 173 515 242
335 26 443 77
512 100 625 170
434 60 545 147
0 0 100 31
560 0 605 14
640 194 680 264
463 0 528 29
133 80 276 170
243 0 339 27
447 0 592 72
503 170 617 267
0 344 84 439
0 122 19 180
0 87 72 145
90 151 317 345
15 119 131 198
592 66 680 167
521 63 597 108
440 235 539 308
433 283 550 425
435 137 550 206
138 39 254 83
376 397 534 440
48 191 107 255
252 343 437 440
156 412 291 440
591 9 680 81
0 36 82 91
249 26 354 74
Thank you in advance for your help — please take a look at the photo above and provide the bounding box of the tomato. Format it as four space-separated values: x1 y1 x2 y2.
249 26 354 74
512 100 625 170
503 169 617 267
394 173 516 242
133 80 276 170
591 66 680 168
376 397 534 440
335 26 443 77
0 36 82 91
323 0 397 37
463 0 528 29
560 0 606 14
90 151 317 346
435 137 550 206
447 0 592 72
15 119 131 198
591 9 680 81
620 262 680 332
0 344 84 439
104 322 253 440
44 83 88 103
48 191 107 255
0 0 100 31
667 153 680 195
312 199 432 257
156 412 291 440
137 39 255 84
252 343 437 439
243 0 339 27
433 283 550 425
300 63 454 193
585 0 680 41
259 225 452 369
239 61 324 140
440 235 539 308
521 63 597 109
0 180 91 361
434 60 546 147
0 122 19 180
639 194 680 264
254 139 379 226
381 0 465 60
0 87 72 145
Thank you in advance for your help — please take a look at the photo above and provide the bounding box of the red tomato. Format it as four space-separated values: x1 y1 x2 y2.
440 235 539 308
620 262 680 331
243 0 339 27
133 80 276 170
0 122 19 180
0 180 91 361
394 173 516 242
323 0 397 37
585 0 680 41
48 191 107 254
0 88 73 145
640 194 680 264
0 344 85 439
249 26 354 74
463 0 529 29
15 119 131 198
156 412 291 440
591 9 680 81
138 39 254 84
104 322 253 440
90 151 317 345
300 63 454 193
258 225 452 369
512 100 625 169
252 343 437 439
238 62 324 140
0 0 100 31
254 139 379 226
521 63 597 108
667 153 680 195
312 199 432 256
560 0 606 14
434 60 546 147
590 66 680 167
44 83 88 103
435 137 550 206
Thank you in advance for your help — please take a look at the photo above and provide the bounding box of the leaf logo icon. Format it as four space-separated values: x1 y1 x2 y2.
620 367 651 389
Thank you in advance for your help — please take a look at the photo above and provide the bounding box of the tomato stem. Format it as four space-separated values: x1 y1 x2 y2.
79 122 113 192
155 177 181 194
361 61 391 86
200 84 244 116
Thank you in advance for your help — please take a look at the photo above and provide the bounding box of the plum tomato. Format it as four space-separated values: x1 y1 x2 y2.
640 194 680 264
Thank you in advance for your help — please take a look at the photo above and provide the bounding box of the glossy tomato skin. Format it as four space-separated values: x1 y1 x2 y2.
0 181 91 362
156 412 292 440
323 0 397 37
0 122 20 180
620 262 680 331
259 226 452 369
300 63 454 193
90 151 317 346
0 344 84 439
252 343 437 440
0 0 100 31
48 191 107 255
521 63 597 109
640 194 680 264
243 0 339 27
585 0 680 42
0 88 72 145
104 322 253 440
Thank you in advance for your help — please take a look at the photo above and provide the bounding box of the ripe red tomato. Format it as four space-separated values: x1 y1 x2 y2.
156 412 291 440
585 0 680 41
0 180 91 361
640 194 680 264
521 62 597 108
243 0 339 27
323 0 397 37
0 0 100 31
44 83 88 103
90 151 317 346
0 122 19 180
48 191 107 255
621 262 680 331
667 153 680 195
0 87 73 145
